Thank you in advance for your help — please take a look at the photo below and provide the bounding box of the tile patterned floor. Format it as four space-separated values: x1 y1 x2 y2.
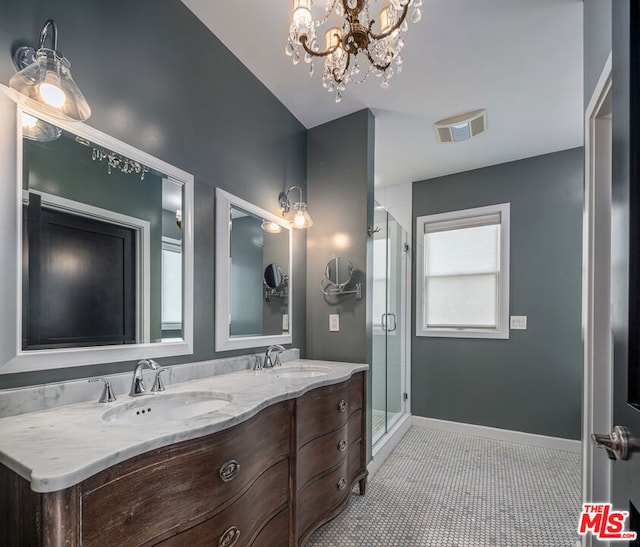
307 426 581 547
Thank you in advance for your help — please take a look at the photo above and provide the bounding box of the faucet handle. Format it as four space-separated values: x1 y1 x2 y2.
89 377 117 403
253 355 263 371
151 368 169 393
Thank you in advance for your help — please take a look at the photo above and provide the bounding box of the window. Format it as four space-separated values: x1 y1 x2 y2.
161 237 182 334
416 203 510 339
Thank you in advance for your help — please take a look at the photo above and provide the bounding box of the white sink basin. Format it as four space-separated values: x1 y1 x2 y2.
267 365 332 379
102 391 233 424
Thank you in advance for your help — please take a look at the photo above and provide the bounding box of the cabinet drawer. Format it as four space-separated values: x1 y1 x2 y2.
157 459 290 547
297 422 349 489
251 506 290 547
297 460 350 541
297 381 350 447
81 402 289 547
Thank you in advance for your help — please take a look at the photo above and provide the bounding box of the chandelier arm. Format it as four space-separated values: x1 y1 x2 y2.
300 34 340 58
342 0 367 17
366 48 391 72
332 52 351 83
368 4 409 41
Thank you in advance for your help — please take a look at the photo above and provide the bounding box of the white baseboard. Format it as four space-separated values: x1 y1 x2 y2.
368 413 412 479
412 416 581 454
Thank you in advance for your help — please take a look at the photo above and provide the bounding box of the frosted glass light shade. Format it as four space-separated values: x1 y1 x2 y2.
10 49 91 122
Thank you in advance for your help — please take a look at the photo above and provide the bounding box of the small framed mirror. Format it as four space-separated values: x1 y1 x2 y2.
321 257 362 299
215 189 292 351
325 257 354 291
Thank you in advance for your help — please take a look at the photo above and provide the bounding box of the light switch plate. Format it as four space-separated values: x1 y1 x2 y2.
510 315 527 330
329 314 340 332
282 314 289 332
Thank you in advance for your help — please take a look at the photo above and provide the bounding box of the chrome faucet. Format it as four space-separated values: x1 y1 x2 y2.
264 345 285 368
130 358 160 397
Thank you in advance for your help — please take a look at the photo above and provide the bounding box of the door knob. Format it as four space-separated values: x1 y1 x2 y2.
591 425 640 461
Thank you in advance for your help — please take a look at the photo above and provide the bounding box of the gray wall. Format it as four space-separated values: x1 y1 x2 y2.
305 109 375 461
305 110 374 365
0 0 307 388
412 148 584 439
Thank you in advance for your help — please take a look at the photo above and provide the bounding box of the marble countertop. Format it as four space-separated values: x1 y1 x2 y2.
0 359 367 493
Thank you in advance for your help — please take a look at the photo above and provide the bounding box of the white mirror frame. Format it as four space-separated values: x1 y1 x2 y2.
215 188 293 351
0 87 194 374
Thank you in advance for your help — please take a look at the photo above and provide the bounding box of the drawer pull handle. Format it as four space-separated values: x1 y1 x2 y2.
338 399 347 412
219 525 240 547
337 477 347 490
219 459 240 482
338 439 347 451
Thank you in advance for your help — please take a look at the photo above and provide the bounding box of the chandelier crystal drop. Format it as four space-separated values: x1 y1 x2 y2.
286 0 421 97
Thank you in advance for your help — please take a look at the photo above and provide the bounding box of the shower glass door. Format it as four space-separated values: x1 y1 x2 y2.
372 204 407 446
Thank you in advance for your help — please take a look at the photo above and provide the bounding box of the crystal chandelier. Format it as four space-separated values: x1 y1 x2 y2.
286 0 422 102
91 147 149 180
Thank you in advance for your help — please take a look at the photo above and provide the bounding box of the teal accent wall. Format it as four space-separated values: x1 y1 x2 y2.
412 148 584 439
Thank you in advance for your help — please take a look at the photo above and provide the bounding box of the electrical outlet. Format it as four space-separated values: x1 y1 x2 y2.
329 314 340 332
282 314 289 332
510 316 527 330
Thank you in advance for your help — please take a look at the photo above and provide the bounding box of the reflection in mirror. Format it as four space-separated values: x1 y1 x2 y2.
0 99 194 373
264 263 288 302
22 120 184 348
264 263 283 289
215 189 292 351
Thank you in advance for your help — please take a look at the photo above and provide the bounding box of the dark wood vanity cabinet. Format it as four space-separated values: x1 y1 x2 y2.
295 373 367 545
0 372 367 547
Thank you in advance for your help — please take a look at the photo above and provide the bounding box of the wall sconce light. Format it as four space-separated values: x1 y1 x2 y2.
176 209 182 229
10 19 91 122
278 185 313 229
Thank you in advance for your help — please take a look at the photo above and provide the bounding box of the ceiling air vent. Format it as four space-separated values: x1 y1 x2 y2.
434 109 487 143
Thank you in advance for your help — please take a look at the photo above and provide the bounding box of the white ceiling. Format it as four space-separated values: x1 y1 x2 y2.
182 0 583 187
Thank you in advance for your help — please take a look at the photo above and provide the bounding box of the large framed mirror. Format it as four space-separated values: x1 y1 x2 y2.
0 89 194 373
215 189 292 351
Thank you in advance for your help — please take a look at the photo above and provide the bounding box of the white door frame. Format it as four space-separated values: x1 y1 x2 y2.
582 52 613 547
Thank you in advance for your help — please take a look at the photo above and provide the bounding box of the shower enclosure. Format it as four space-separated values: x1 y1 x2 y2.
372 204 409 446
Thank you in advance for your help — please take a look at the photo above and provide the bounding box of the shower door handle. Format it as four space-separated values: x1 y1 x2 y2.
380 313 397 332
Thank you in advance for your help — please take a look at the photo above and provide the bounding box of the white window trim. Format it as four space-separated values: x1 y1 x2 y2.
416 203 510 339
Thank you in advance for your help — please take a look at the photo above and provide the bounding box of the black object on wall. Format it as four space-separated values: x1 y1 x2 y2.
24 196 137 349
